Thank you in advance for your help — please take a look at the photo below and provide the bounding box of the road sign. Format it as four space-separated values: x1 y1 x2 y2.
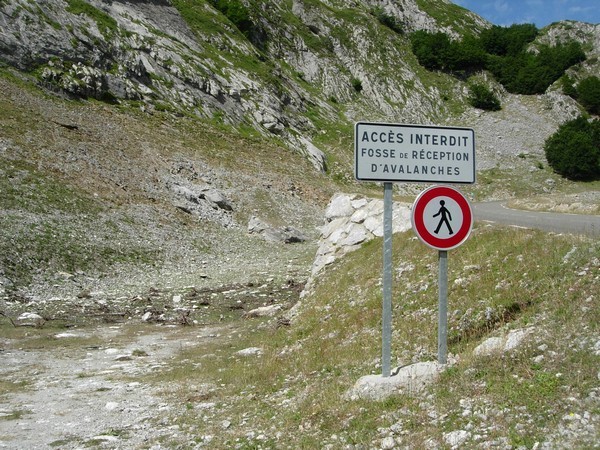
411 186 473 251
355 122 475 184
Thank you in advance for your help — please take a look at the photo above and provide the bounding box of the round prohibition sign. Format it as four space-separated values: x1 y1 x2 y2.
411 186 473 251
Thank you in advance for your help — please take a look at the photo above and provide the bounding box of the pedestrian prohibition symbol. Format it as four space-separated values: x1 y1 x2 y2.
411 186 473 251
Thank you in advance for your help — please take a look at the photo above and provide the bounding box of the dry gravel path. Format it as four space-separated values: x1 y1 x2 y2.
0 323 231 449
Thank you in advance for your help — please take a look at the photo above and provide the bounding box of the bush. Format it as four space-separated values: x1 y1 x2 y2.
480 24 538 56
411 31 452 71
577 76 600 115
561 74 578 98
371 7 403 34
412 25 585 94
208 0 253 35
544 117 600 180
468 83 501 111
351 77 363 93
411 31 485 74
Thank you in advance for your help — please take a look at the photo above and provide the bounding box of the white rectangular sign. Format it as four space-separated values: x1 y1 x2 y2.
355 122 476 184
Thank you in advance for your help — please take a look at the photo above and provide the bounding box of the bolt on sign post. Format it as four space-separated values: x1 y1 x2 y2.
354 122 475 375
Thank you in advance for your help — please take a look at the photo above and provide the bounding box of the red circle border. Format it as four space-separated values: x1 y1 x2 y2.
411 186 473 250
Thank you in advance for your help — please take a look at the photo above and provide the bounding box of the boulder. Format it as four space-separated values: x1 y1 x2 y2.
345 362 444 401
243 305 282 318
473 327 536 357
302 193 411 297
16 312 45 327
247 217 307 244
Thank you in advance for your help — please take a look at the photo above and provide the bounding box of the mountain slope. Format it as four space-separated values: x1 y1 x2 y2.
0 0 488 170
1 0 599 305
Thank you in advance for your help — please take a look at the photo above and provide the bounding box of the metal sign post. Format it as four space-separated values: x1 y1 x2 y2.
354 122 475 376
382 182 393 377
412 186 473 364
438 250 448 364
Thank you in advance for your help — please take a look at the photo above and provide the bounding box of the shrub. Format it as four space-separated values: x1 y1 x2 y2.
488 43 585 95
371 7 403 34
561 74 578 98
480 24 538 56
208 0 253 35
351 77 363 92
411 30 452 71
468 83 501 111
411 25 585 94
577 76 600 115
544 117 600 180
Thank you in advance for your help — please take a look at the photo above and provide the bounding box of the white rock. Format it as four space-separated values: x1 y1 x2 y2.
341 227 368 247
346 362 444 401
105 402 119 411
55 332 79 338
91 435 119 443
325 194 355 221
350 208 369 224
381 436 396 449
243 305 281 318
196 402 216 410
473 327 536 357
236 347 263 357
473 337 504 357
351 198 369 209
504 328 534 351
16 312 44 326
444 430 470 447
364 215 384 237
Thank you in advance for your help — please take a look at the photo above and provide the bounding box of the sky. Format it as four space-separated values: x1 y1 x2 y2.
451 0 600 27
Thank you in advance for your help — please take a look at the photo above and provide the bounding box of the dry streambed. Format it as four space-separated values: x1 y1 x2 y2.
0 280 300 449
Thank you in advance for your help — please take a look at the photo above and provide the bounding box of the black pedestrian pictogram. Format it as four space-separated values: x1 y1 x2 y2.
433 200 453 235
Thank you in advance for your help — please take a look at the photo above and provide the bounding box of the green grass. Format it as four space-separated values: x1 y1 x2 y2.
470 165 600 207
415 0 487 35
0 380 31 399
0 409 28 421
0 157 102 214
140 226 599 448
0 212 160 291
65 0 118 37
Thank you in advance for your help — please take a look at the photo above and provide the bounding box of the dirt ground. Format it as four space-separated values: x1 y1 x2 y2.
0 322 232 449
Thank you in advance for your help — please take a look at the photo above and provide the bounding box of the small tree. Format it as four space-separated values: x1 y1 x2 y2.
544 117 600 180
468 83 501 111
351 77 363 93
561 74 578 98
371 7 403 34
577 76 600 115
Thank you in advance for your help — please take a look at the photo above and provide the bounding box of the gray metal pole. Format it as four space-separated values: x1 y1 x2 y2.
382 182 393 377
438 250 448 364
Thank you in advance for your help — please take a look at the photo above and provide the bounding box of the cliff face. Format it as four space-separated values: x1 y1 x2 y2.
2 1 597 173
0 0 490 170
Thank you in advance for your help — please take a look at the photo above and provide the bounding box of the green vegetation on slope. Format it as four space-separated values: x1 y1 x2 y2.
411 24 586 94
544 116 600 181
146 226 599 448
65 0 119 37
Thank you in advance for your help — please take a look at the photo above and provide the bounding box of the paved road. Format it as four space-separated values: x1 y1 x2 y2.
473 201 600 237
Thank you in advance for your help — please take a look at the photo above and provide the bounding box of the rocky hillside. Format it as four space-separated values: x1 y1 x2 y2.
1 2 599 448
0 0 598 305
0 0 489 172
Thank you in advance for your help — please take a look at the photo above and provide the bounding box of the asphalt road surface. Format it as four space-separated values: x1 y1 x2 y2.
473 202 600 237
